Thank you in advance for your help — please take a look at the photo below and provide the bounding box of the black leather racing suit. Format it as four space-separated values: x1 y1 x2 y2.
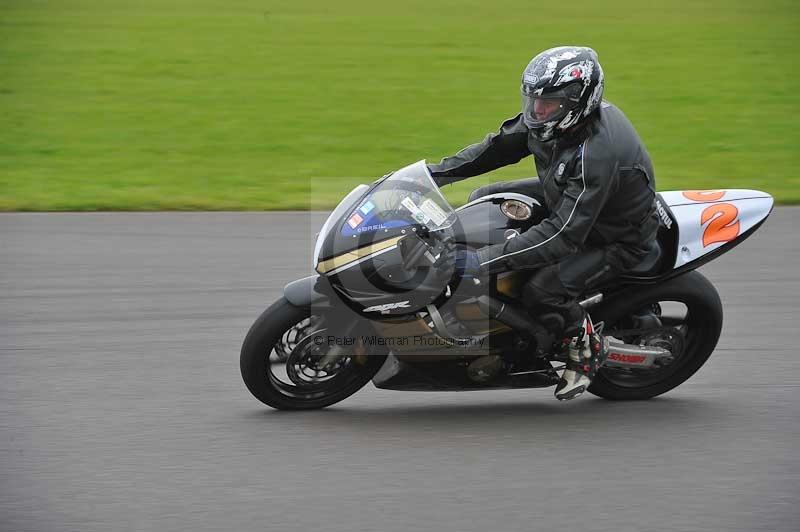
428 101 660 322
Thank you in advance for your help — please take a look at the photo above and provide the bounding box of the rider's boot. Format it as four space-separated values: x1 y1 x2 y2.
554 315 607 401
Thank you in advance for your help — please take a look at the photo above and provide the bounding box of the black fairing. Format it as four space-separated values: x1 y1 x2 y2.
284 275 328 307
320 193 547 318
327 245 446 315
454 194 547 248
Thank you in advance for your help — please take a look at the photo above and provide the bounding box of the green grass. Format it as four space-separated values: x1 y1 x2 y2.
1 0 798 210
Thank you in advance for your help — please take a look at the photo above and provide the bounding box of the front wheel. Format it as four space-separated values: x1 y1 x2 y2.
240 298 387 410
589 270 723 400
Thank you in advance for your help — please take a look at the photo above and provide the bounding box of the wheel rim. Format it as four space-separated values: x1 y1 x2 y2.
600 299 703 389
266 315 370 401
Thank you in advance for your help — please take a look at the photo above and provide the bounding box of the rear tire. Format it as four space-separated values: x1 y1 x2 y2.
589 271 723 400
240 298 386 410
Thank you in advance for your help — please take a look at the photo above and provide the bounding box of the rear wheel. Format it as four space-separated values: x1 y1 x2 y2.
240 298 387 410
589 271 723 400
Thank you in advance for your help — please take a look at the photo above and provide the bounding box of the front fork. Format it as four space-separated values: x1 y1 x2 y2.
315 313 370 370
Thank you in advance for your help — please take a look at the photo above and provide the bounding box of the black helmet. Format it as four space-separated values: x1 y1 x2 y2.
521 46 605 141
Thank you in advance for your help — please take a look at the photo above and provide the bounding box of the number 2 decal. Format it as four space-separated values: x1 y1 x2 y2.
682 190 726 202
682 190 742 247
700 203 740 247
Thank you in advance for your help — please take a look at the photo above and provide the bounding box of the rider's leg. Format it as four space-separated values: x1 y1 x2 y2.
467 178 545 204
522 244 647 326
522 248 617 322
522 248 621 400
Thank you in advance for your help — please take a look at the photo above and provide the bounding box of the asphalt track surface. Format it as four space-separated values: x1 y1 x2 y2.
2 209 798 532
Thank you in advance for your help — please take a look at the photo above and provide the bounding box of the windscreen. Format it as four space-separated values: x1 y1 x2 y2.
312 183 370 267
340 160 457 237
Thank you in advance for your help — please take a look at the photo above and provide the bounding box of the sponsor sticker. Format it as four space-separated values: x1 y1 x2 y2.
608 353 648 365
359 201 375 215
655 199 673 229
523 73 539 85
420 199 449 227
357 223 386 233
401 197 430 225
347 213 364 229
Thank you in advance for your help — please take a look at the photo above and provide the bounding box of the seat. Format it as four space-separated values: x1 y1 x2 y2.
626 239 664 276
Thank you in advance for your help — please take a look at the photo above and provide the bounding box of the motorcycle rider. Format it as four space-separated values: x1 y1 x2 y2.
427 46 660 400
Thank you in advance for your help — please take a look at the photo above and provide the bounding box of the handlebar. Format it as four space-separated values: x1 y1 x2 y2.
399 230 456 273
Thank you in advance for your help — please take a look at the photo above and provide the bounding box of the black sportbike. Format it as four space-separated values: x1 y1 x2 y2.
241 161 773 410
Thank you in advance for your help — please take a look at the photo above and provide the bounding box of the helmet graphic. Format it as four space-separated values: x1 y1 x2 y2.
521 46 605 141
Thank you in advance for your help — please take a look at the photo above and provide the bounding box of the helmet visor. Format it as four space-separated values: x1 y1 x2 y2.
520 84 582 129
521 94 568 128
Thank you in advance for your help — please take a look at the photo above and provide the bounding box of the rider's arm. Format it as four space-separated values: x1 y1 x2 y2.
428 114 531 186
476 138 619 274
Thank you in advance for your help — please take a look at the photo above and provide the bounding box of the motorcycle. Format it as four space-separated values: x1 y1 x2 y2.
240 161 773 410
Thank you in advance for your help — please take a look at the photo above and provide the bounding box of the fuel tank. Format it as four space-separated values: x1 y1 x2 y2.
454 193 546 247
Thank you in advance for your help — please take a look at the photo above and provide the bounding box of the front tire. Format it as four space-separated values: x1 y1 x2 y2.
240 298 386 410
589 270 723 400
